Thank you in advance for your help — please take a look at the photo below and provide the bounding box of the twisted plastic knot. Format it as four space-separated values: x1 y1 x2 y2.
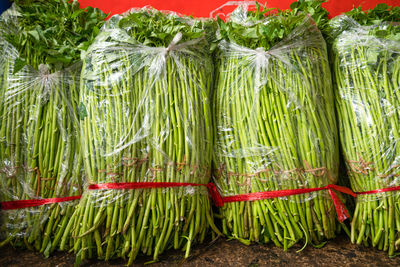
255 47 265 54
164 32 183 56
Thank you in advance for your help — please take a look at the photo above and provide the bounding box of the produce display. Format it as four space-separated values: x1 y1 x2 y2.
0 0 106 255
330 4 400 256
212 3 341 249
63 9 218 265
0 0 399 265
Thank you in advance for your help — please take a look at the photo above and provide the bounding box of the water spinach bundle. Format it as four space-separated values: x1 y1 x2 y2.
330 4 400 256
212 3 341 249
0 0 106 255
65 9 218 265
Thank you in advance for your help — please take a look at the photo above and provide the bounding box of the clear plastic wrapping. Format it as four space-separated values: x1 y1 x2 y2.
0 5 19 114
0 1 108 254
65 9 216 264
331 15 400 254
0 17 83 254
212 8 340 248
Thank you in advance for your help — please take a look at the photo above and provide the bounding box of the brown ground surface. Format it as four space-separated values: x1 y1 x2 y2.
1 235 400 267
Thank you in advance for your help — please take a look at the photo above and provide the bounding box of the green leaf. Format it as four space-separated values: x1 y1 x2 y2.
290 2 300 10
13 58 27 74
241 28 259 39
28 30 40 41
78 102 88 120
366 50 379 64
375 3 389 11
93 26 99 36
71 9 85 19
374 29 389 38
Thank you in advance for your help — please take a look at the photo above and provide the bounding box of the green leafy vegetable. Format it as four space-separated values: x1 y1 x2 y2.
213 3 340 249
0 0 106 255
330 3 400 257
62 8 219 265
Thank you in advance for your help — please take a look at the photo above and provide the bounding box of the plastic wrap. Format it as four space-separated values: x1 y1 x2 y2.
0 52 83 254
0 5 19 116
331 15 400 255
212 5 340 248
0 7 83 254
0 0 108 254
65 9 216 264
0 66 82 253
0 3 19 37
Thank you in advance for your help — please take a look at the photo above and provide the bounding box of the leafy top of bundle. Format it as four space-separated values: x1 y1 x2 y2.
117 9 216 49
216 1 328 50
345 3 400 26
289 0 329 31
329 4 400 42
5 0 107 72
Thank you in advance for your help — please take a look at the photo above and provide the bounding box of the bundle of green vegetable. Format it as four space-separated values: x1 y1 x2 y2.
212 2 340 249
64 8 218 265
330 4 400 256
0 0 106 255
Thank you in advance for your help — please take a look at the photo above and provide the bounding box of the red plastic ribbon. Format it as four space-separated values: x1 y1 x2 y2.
0 181 355 223
88 181 225 209
0 196 81 210
88 182 355 223
210 184 356 223
356 185 400 195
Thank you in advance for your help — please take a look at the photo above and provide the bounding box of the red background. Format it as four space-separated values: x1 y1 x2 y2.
78 0 399 18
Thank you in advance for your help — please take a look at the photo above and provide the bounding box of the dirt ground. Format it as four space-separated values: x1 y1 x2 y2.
1 235 400 267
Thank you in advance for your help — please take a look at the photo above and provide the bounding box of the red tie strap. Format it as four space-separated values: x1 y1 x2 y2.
356 185 400 195
1 182 355 223
88 182 354 223
207 183 356 223
0 182 210 211
0 196 81 210
88 182 224 210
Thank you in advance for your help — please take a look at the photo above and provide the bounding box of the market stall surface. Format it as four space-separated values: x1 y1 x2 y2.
1 235 399 266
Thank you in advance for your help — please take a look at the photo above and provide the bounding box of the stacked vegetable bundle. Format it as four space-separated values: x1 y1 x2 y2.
0 0 106 255
330 4 400 255
212 3 340 249
64 9 217 265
